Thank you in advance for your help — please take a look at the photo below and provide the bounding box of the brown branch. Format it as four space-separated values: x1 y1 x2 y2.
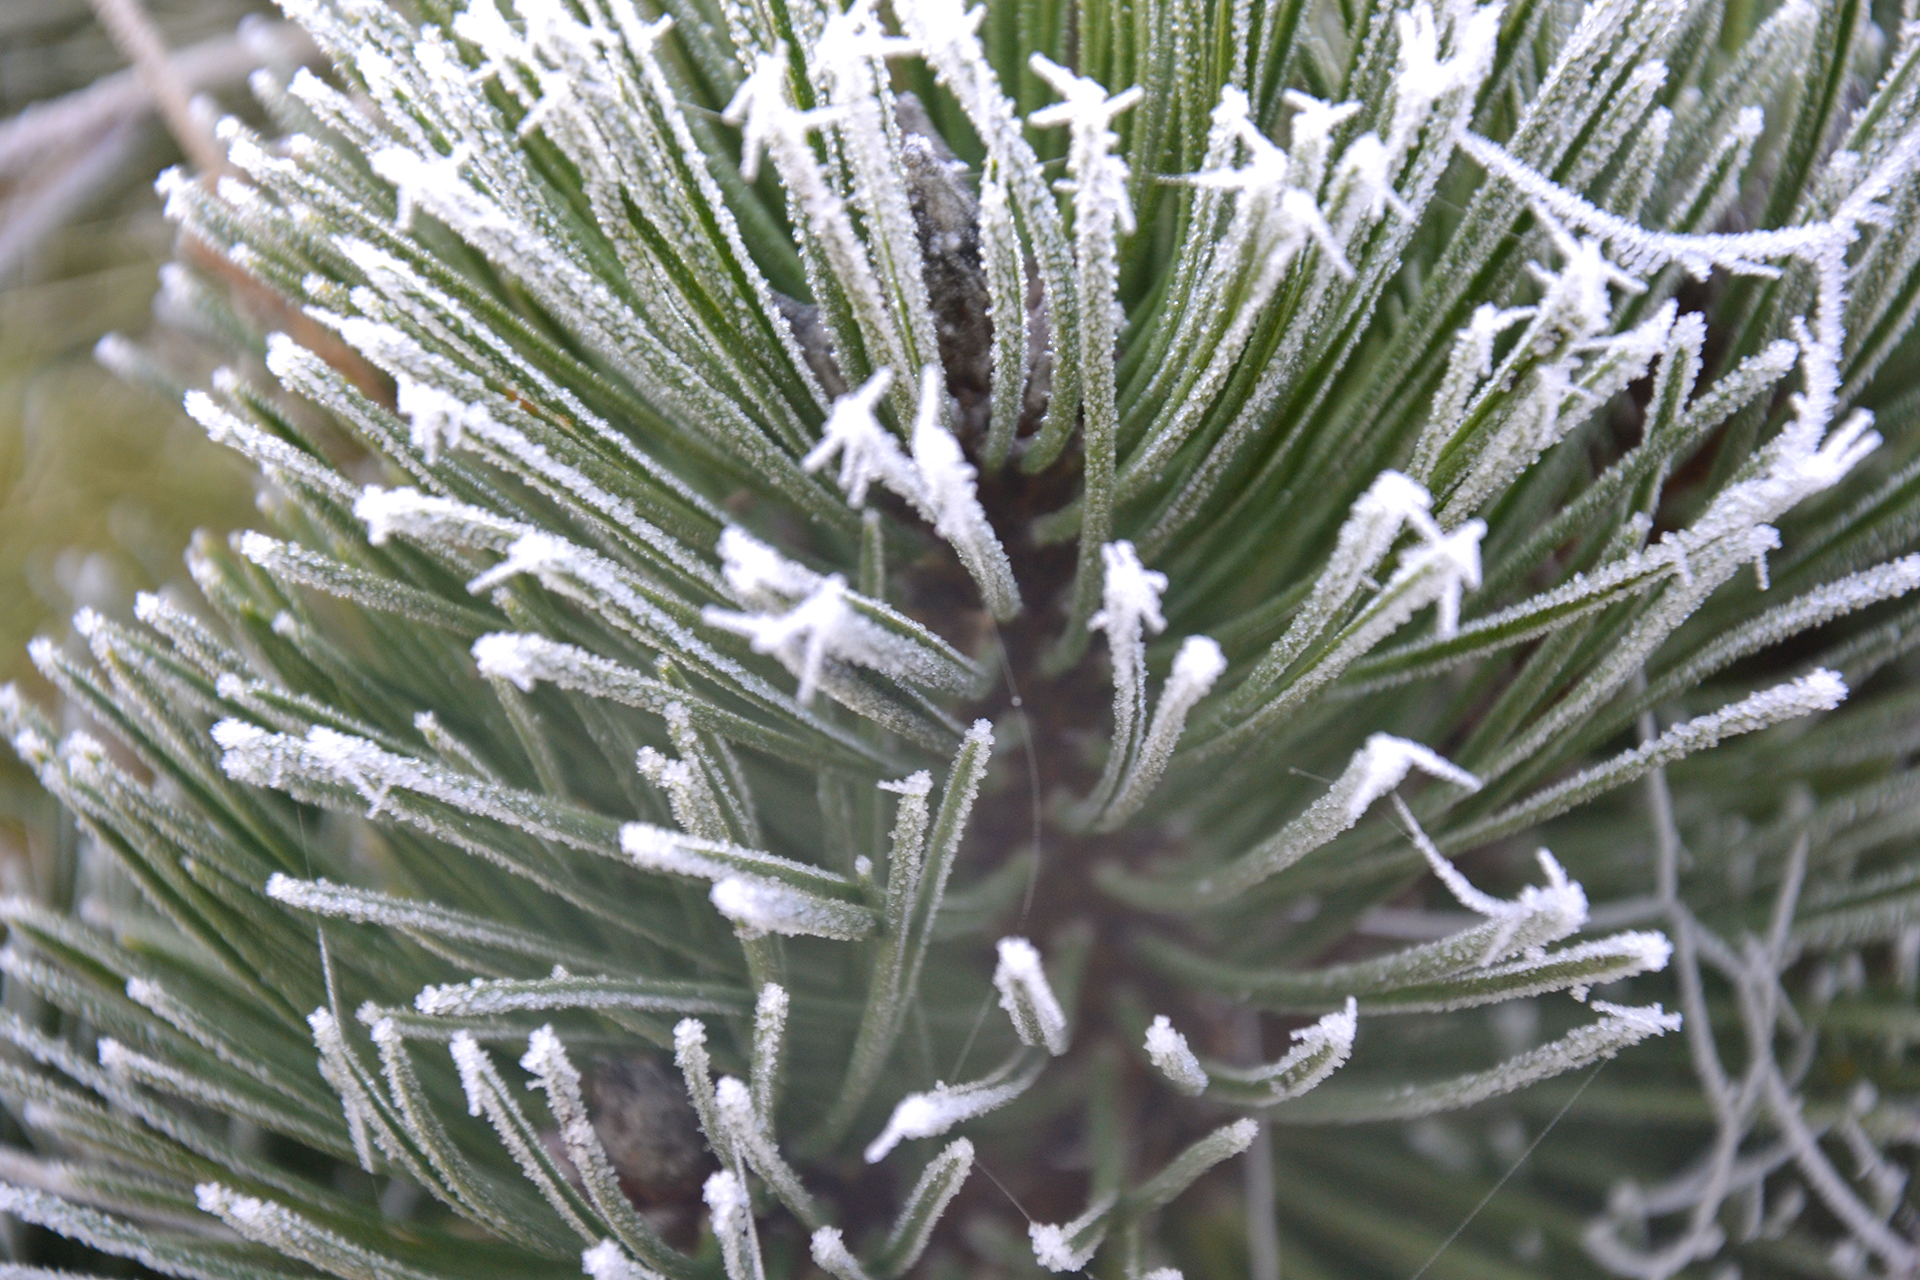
87 0 230 177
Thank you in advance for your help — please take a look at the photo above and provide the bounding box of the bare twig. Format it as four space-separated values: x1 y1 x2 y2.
0 23 310 178
86 0 230 176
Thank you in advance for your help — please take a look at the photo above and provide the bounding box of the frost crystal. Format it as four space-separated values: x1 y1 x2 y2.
1083 540 1167 786
1385 0 1502 159
1078 540 1216 826
393 377 477 463
1396 519 1486 639
469 632 543 693
1027 57 1142 236
369 143 507 236
1144 1016 1207 1096
704 573 891 706
1202 1000 1358 1104
583 1240 663 1280
1187 89 1350 277
703 1170 760 1280
710 876 876 941
864 1054 1045 1163
810 1227 870 1280
1394 797 1588 964
1029 1195 1115 1273
1125 732 1481 907
992 937 1070 1055
1346 735 1482 822
802 366 1020 616
802 370 920 510
1090 540 1168 642
1092 634 1228 829
717 527 823 605
908 366 1022 617
721 49 801 185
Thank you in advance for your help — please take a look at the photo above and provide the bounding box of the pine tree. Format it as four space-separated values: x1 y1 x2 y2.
7 0 1920 1275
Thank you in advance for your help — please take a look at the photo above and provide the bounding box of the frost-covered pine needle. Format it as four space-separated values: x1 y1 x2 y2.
7 0 1920 1276
992 937 1070 1055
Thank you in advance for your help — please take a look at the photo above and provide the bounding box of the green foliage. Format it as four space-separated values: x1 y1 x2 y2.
6 0 1920 1276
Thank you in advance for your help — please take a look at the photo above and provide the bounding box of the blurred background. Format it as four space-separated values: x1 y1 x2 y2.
0 0 297 898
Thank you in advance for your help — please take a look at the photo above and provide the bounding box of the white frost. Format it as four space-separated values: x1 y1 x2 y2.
1028 1195 1115 1273
703 1169 760 1280
1027 56 1142 236
1394 797 1588 964
1144 1016 1207 1096
717 526 825 605
802 370 921 510
863 1055 1044 1163
801 366 1020 617
1090 540 1167 641
810 1227 871 1280
993 937 1070 1055
710 875 876 941
394 377 479 462
582 1240 664 1280
470 632 542 693
702 533 984 707
1347 735 1482 823
704 574 883 706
